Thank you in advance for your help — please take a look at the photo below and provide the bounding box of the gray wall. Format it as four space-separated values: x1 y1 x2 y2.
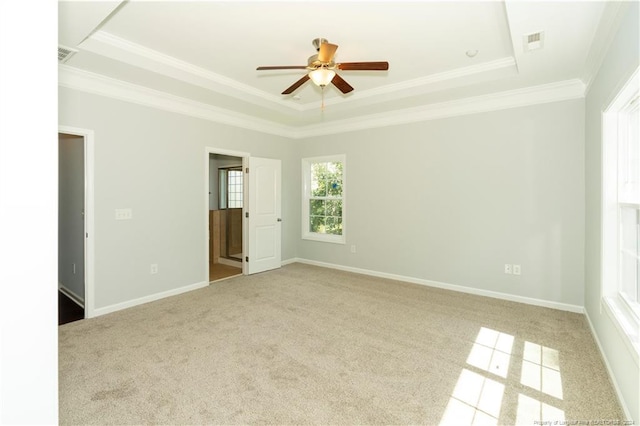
585 2 639 421
58 133 86 302
59 83 587 310
298 99 586 307
58 87 298 310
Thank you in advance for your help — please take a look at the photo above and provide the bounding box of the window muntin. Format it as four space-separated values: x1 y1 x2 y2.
302 155 345 243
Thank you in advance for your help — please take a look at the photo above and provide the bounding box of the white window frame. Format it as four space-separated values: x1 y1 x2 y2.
301 154 346 244
601 66 640 359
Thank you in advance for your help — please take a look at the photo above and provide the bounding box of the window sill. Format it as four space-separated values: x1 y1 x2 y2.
302 233 345 245
602 296 640 366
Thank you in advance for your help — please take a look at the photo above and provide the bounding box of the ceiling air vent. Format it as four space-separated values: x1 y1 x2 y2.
523 31 544 53
58 45 78 64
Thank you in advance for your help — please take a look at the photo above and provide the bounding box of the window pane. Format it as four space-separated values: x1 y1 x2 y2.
311 163 325 183
620 207 639 303
310 216 324 233
326 162 343 180
620 254 638 304
226 169 243 209
327 180 342 197
325 217 342 235
325 200 342 217
311 179 326 197
623 102 640 203
310 199 325 216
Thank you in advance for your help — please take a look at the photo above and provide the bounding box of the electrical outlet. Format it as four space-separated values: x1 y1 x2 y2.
504 264 512 274
150 264 158 274
513 264 521 275
350 245 356 253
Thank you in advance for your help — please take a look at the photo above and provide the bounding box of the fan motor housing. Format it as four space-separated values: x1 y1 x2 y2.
307 54 335 69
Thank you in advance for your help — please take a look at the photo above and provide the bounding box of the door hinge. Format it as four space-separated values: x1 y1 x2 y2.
245 167 249 173
245 212 249 218
245 256 249 262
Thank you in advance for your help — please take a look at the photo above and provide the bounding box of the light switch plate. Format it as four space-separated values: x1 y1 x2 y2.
115 208 133 220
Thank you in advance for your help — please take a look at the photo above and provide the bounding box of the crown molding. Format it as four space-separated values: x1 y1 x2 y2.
299 57 517 111
82 31 300 113
83 31 519 115
582 1 630 94
290 79 586 139
58 65 293 138
59 65 585 140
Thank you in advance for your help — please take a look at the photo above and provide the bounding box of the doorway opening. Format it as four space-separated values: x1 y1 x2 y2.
58 129 95 324
208 152 245 281
205 147 282 281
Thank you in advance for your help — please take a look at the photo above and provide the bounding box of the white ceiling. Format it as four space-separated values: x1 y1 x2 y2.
58 1 621 138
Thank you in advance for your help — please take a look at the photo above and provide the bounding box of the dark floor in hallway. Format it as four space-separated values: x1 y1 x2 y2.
59 291 84 326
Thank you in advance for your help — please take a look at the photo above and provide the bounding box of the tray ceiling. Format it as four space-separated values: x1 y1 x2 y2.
58 1 619 137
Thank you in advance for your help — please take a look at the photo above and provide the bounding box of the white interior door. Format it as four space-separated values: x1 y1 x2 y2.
247 157 281 274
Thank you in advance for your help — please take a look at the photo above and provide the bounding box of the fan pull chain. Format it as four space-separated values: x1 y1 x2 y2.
321 86 326 111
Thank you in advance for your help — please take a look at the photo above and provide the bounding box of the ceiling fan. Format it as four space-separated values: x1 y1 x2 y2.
257 38 389 95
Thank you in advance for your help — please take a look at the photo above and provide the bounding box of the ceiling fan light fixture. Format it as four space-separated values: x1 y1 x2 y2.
257 38 388 96
309 68 336 87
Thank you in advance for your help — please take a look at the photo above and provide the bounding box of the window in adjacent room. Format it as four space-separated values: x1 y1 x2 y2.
302 155 345 244
219 167 243 209
602 67 639 353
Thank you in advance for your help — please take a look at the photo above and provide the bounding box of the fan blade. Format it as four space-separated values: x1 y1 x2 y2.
257 65 308 70
318 42 338 63
331 73 354 94
337 61 389 71
282 74 310 94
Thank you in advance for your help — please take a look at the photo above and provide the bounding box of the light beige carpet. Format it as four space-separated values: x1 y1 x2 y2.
59 263 624 425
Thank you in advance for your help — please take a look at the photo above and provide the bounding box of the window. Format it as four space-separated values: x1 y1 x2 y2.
602 67 640 353
302 155 345 243
219 167 243 209
619 95 640 311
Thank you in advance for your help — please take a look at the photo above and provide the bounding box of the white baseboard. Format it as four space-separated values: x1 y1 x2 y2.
290 258 584 314
584 310 633 421
58 283 85 308
92 281 209 318
281 257 297 266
